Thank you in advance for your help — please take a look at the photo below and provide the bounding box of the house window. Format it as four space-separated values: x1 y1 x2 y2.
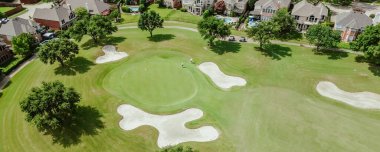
308 15 316 22
89 10 94 13
295 15 300 20
61 19 65 24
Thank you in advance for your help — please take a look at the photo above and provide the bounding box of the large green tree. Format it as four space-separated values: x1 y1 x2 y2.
20 81 80 132
305 24 341 51
11 33 36 56
37 38 79 66
351 24 380 64
159 146 198 152
74 7 90 20
67 15 117 42
87 15 118 42
272 8 299 40
246 21 278 49
197 16 231 46
138 10 164 37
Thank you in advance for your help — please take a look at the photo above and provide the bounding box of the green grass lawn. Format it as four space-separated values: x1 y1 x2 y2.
0 7 14 13
1 23 380 152
120 4 201 24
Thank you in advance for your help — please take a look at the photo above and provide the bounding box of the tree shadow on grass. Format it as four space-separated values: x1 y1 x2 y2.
355 56 380 77
210 41 241 55
255 44 292 60
148 34 175 42
81 36 126 50
312 49 348 60
46 106 104 147
54 57 95 76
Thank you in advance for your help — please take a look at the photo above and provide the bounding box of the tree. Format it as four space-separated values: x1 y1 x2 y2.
159 146 199 152
271 8 299 40
202 8 214 19
87 15 118 42
74 7 90 20
37 38 79 66
67 15 117 42
351 24 380 64
247 0 256 10
138 10 164 37
11 33 36 56
246 21 278 49
66 19 88 42
109 9 121 22
305 24 341 51
197 16 230 46
20 81 80 132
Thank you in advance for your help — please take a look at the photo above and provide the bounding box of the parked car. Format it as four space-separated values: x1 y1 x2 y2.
228 36 235 41
42 32 55 41
239 37 246 42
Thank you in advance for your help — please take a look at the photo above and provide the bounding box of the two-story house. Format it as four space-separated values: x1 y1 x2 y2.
33 6 75 30
224 0 248 15
182 0 214 15
334 11 372 42
65 0 111 15
0 17 41 44
249 0 291 21
291 0 328 31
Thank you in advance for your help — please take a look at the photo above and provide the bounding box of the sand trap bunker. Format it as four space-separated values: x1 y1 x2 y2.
95 45 128 64
117 104 219 148
316 81 380 109
198 62 246 89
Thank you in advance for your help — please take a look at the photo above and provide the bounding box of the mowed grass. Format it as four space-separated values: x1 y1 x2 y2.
0 7 14 13
1 25 380 152
120 4 201 24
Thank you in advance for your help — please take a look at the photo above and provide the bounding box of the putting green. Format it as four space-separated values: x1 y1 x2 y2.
103 52 198 106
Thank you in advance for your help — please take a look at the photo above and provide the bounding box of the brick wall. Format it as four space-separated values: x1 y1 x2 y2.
33 18 61 30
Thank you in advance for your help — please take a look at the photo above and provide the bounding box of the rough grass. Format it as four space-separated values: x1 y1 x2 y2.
1 25 380 152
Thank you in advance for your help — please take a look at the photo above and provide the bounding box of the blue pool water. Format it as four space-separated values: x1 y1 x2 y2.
129 6 139 12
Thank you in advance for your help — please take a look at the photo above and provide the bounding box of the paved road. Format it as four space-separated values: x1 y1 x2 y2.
118 24 363 55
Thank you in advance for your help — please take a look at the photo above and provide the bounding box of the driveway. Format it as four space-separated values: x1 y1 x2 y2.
18 2 53 19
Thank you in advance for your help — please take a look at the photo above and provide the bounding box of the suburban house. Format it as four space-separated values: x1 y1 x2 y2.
163 0 182 9
64 0 111 15
224 0 248 15
334 11 373 42
0 41 13 65
0 17 41 44
33 6 75 30
291 0 328 31
250 0 291 21
182 0 214 15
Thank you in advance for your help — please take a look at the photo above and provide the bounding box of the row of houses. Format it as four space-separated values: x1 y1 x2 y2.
0 0 111 44
0 0 111 64
164 0 373 42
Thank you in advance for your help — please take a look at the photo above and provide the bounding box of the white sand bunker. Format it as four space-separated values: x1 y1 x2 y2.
198 62 247 89
95 45 128 64
316 81 380 109
117 104 219 148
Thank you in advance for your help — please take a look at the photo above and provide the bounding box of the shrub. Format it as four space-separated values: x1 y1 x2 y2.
122 6 131 13
180 8 187 12
0 55 30 75
370 14 375 19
